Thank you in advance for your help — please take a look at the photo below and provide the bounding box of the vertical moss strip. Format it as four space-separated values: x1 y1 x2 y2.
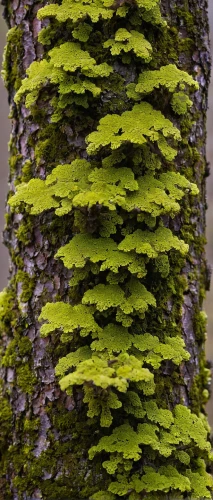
2 0 212 498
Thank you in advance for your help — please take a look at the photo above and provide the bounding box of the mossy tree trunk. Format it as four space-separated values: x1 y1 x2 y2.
0 0 212 499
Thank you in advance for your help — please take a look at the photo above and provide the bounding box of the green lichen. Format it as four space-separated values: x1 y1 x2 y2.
134 64 198 94
37 0 164 25
14 42 112 111
86 103 181 160
2 0 211 497
104 29 153 61
9 164 198 219
39 302 101 338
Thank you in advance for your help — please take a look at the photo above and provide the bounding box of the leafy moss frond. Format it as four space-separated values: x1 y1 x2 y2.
82 279 156 322
10 161 197 220
89 423 145 461
171 92 193 115
142 401 174 428
59 353 153 393
118 227 188 257
91 323 133 353
49 42 112 77
9 178 59 214
90 405 210 469
186 460 213 499
133 333 190 367
9 159 91 215
86 103 181 160
15 43 111 109
130 465 191 494
37 0 163 25
39 302 101 338
104 29 152 60
134 64 198 95
37 0 118 24
56 234 146 278
83 385 122 427
73 166 139 210
72 22 93 42
90 492 115 500
124 173 198 216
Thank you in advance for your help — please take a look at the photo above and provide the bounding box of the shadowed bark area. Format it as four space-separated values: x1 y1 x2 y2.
0 0 212 499
160 0 211 405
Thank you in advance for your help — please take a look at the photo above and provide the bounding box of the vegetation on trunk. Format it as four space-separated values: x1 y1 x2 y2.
0 0 212 498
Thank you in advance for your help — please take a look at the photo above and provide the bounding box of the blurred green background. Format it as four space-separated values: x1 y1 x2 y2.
1 7 213 423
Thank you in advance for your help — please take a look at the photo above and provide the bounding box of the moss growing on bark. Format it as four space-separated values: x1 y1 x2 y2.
1 0 212 498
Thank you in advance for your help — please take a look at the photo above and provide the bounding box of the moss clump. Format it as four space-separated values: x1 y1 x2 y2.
16 364 37 394
34 124 73 168
9 152 23 177
21 160 33 183
15 270 35 302
0 288 15 333
0 396 12 445
194 310 207 345
2 26 23 91
176 7 196 35
15 220 33 245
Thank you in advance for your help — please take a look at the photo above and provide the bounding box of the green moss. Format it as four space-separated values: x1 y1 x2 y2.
176 7 195 35
18 337 32 356
15 270 35 302
194 310 207 345
189 376 202 415
16 220 33 245
2 333 32 367
16 364 37 394
21 160 33 183
34 124 72 168
2 339 18 367
9 152 23 177
0 287 16 333
1 0 211 496
4 406 109 499
23 416 40 433
2 26 23 91
0 396 12 445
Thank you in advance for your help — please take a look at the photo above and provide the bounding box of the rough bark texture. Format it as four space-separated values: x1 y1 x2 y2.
0 0 212 499
166 0 211 404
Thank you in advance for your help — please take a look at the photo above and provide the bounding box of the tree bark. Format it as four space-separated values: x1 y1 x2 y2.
0 0 212 499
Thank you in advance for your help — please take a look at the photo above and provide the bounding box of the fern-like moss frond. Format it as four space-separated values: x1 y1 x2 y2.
86 103 181 160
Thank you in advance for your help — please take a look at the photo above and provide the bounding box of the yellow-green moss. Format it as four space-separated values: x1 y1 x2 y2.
15 271 35 302
2 26 23 91
0 396 12 445
16 364 37 394
2 0 211 497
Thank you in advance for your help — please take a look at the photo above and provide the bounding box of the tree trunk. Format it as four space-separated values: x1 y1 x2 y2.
0 0 212 499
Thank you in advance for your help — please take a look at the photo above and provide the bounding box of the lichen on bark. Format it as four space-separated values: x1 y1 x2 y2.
0 0 212 499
